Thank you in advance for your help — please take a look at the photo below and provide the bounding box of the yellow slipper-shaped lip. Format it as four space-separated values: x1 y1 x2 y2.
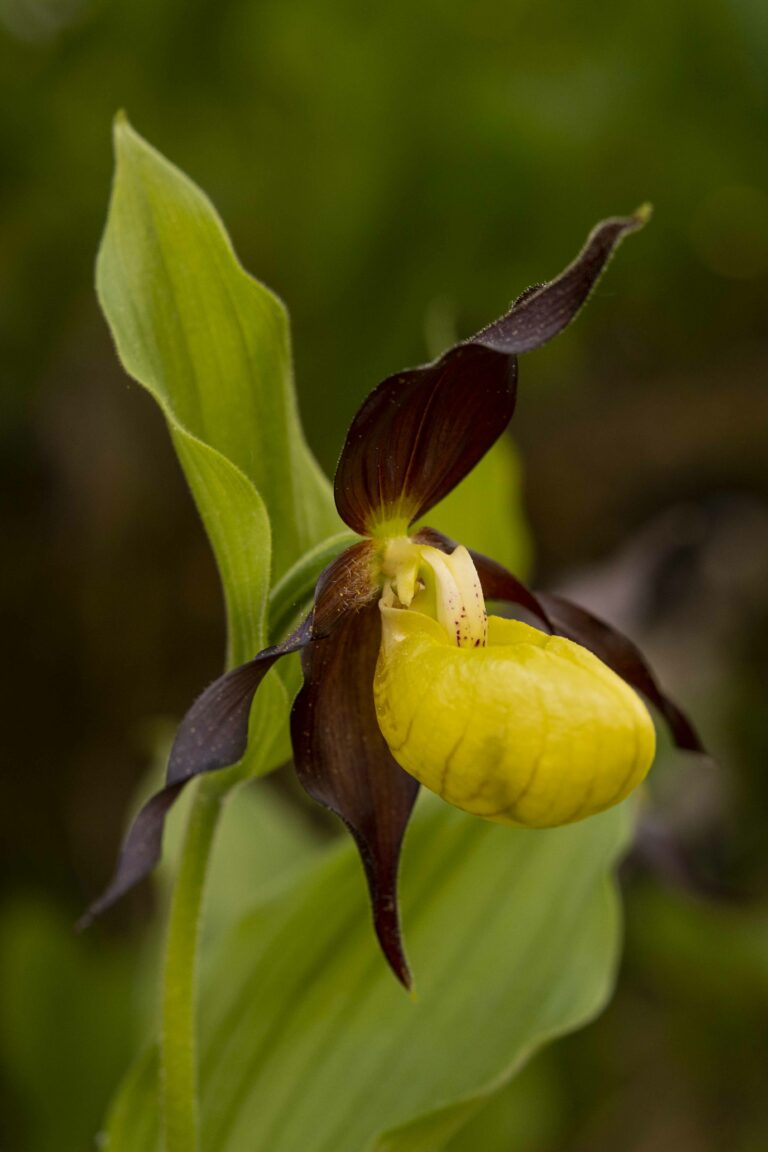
374 606 656 828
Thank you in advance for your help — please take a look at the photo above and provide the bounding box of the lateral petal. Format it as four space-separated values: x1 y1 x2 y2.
78 627 308 928
335 212 649 535
291 600 419 988
80 541 378 926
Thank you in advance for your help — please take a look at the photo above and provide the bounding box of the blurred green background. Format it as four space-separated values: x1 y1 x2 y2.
1 0 767 1148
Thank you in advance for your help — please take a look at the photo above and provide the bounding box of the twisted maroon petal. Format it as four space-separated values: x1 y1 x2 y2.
77 628 307 928
80 542 378 927
335 212 649 535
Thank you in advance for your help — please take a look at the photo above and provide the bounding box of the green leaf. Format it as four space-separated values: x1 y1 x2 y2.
440 1057 560 1152
194 778 330 948
104 798 631 1152
96 114 341 667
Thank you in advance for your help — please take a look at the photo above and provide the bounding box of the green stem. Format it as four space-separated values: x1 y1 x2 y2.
158 533 359 1147
161 771 233 1152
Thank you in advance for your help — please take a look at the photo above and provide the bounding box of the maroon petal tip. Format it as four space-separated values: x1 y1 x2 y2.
370 882 412 990
76 781 184 929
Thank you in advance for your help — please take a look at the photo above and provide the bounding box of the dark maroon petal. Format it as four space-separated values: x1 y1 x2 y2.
80 542 380 928
77 781 182 929
415 526 553 631
78 625 310 928
335 212 649 535
536 592 705 753
166 623 311 789
291 600 419 988
166 541 376 790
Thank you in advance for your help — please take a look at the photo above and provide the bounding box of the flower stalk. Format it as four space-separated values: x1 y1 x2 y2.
161 772 232 1152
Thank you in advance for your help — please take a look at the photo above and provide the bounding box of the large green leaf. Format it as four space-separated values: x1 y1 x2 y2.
104 797 630 1151
97 115 341 667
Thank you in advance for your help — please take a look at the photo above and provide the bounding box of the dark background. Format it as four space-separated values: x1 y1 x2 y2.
1 1 767 1148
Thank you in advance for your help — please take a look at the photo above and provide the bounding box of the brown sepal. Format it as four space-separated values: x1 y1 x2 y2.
335 345 518 537
335 213 649 536
290 599 419 988
311 539 379 636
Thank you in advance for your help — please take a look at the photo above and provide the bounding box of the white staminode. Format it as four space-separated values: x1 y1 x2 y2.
418 545 488 649
381 537 488 649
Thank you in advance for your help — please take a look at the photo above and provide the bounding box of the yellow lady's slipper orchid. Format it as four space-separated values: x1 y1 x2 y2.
374 548 655 829
86 211 702 988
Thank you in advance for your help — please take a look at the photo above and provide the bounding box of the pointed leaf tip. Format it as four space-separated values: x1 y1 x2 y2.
112 109 138 153
98 116 340 583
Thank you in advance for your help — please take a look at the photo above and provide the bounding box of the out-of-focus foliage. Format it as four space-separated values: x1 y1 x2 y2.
0 781 325 1152
106 798 630 1152
3 0 768 481
1 0 767 1149
0 897 139 1151
441 878 768 1152
423 436 533 578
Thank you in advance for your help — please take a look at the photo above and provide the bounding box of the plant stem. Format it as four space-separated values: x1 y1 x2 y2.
161 771 232 1152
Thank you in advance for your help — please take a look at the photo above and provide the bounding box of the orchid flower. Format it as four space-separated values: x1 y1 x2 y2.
84 209 702 987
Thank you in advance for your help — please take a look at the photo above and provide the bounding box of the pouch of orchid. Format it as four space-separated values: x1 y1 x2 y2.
84 207 703 988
